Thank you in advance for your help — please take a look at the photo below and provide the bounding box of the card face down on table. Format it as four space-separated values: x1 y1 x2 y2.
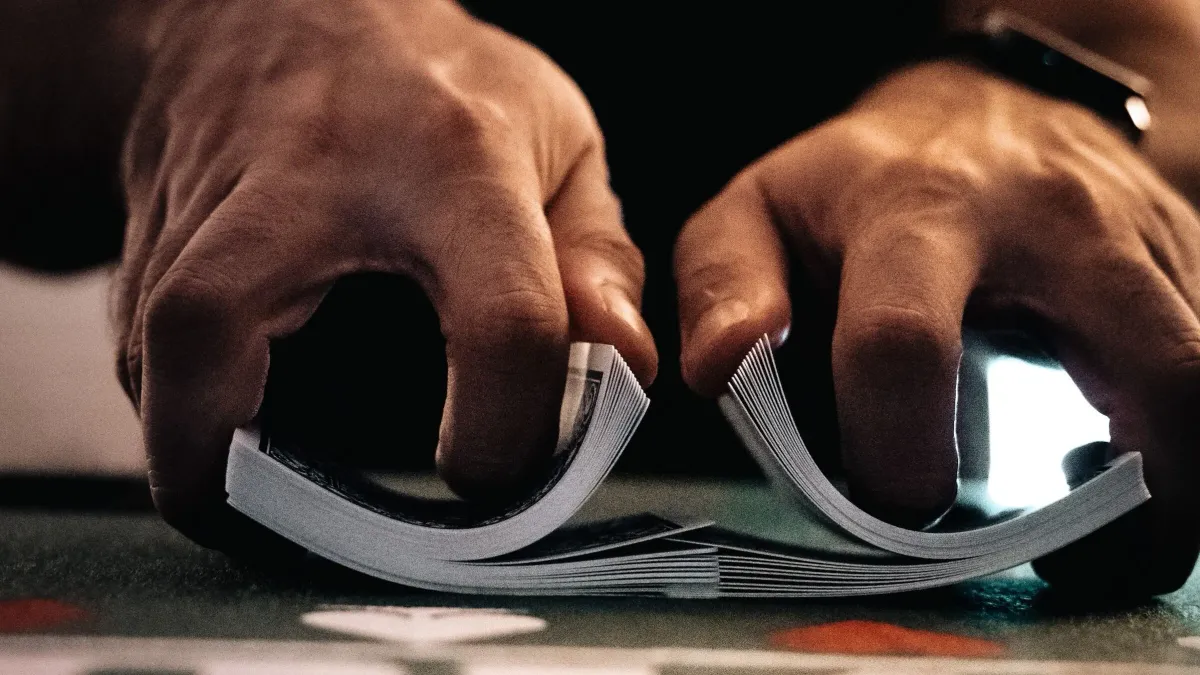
226 337 1148 597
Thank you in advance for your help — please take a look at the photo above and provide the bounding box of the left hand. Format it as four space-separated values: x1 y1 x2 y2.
674 61 1200 596
108 0 657 549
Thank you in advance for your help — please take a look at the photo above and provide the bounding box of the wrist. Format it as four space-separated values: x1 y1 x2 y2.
921 11 1151 145
853 59 1015 122
944 1 1200 205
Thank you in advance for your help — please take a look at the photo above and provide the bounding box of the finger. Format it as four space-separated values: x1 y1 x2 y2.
1033 250 1200 597
140 175 347 546
832 223 982 528
549 143 657 386
113 187 164 406
419 186 572 501
113 102 172 402
675 171 792 396
116 159 248 409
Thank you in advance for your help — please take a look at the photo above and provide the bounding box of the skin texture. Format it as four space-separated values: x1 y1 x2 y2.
4 0 1200 596
674 58 1200 596
106 0 657 546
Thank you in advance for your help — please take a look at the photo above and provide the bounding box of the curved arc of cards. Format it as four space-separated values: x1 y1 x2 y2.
719 335 1150 561
225 343 649 563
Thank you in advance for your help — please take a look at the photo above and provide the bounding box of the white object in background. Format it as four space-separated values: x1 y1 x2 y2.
460 662 652 667
987 356 1110 508
0 264 143 476
302 606 547 644
202 661 408 675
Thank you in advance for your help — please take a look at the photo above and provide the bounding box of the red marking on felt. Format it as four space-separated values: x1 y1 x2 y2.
0 599 87 633
770 620 1005 657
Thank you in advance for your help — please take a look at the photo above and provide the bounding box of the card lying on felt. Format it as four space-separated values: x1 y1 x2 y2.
225 338 1148 598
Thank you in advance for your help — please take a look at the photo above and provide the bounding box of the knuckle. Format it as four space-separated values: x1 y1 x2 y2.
476 281 569 349
568 229 645 286
1162 332 1200 377
143 264 237 346
845 156 985 227
815 117 904 165
430 187 542 262
215 181 301 233
420 94 512 160
675 257 745 310
838 303 959 369
868 156 982 201
1022 159 1111 232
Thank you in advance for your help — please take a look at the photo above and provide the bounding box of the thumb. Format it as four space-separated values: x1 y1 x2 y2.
550 144 657 386
674 172 792 397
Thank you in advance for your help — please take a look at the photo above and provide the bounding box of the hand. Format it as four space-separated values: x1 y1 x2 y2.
675 61 1200 596
113 0 656 547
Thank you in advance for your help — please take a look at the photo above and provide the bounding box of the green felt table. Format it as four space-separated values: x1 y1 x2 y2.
2 476 1200 674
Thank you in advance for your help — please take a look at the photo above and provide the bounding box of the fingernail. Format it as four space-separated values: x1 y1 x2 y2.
690 299 750 346
769 323 790 348
601 285 644 335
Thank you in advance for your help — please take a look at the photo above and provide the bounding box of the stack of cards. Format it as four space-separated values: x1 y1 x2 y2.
226 339 1149 597
710 336 1149 596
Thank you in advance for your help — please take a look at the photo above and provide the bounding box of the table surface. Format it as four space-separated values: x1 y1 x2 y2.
3 476 1200 674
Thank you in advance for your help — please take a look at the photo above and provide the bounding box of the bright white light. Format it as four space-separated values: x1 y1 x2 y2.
986 356 1109 508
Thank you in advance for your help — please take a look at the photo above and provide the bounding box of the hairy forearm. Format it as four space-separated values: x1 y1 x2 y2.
0 1 161 269
946 0 1200 205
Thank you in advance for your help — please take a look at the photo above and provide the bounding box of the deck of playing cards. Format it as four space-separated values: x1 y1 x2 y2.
226 338 1148 597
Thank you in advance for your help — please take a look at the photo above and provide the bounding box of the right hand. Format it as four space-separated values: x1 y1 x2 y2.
112 0 656 547
674 61 1200 596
